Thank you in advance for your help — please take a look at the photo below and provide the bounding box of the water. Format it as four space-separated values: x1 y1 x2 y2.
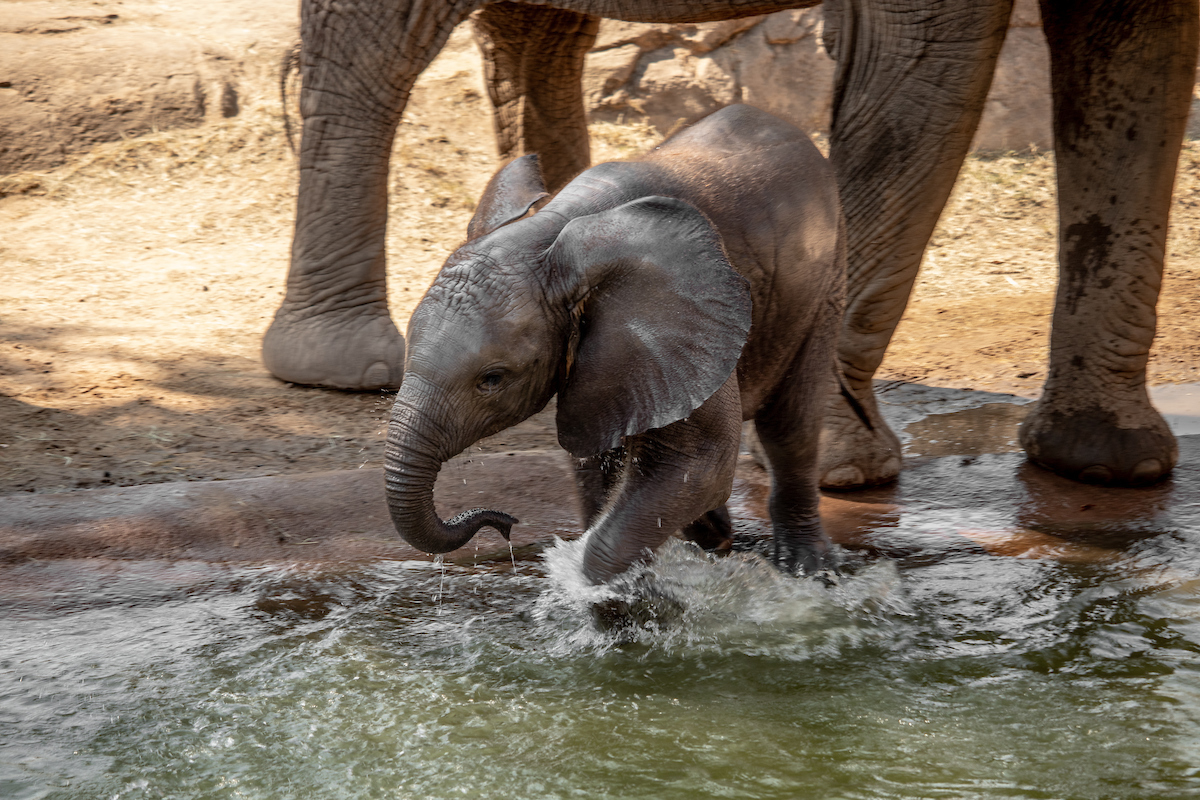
5 383 1199 799
5 529 1200 800
874 380 1200 448
1153 383 1200 436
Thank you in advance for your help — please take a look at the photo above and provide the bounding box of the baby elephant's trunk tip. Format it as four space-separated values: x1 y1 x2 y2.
447 508 519 541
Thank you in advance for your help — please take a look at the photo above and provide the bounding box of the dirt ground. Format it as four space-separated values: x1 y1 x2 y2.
3 23 1200 497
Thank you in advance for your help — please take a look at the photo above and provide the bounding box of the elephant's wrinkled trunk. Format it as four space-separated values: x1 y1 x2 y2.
385 394 518 554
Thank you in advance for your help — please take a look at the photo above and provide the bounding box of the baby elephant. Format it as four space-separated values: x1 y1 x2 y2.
385 104 845 584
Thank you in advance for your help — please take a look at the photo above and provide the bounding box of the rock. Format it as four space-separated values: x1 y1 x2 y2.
971 26 1053 152
674 18 762 54
711 12 834 135
629 48 739 133
582 0 1056 152
1009 0 1042 28
592 21 674 53
586 8 833 136
583 43 642 109
760 8 823 45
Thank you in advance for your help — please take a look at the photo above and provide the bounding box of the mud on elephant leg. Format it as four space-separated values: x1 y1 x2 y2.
1019 0 1197 486
572 447 625 529
473 3 598 192
818 0 1012 488
263 0 479 390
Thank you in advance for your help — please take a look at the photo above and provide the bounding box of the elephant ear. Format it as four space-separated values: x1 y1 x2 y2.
549 196 752 458
466 154 549 240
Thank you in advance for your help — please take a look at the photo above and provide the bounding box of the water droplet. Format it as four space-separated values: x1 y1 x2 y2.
433 555 446 615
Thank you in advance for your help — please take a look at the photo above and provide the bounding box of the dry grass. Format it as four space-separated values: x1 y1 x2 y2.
588 119 662 159
883 142 1200 393
0 94 298 270
922 149 1059 298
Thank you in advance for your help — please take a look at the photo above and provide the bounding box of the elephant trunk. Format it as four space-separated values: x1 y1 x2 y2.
384 394 518 554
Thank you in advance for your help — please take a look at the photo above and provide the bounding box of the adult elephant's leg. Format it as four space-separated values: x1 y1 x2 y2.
263 0 479 390
473 3 599 192
1018 0 1198 486
819 0 1013 488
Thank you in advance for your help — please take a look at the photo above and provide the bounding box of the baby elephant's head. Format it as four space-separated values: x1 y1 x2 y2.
385 155 752 555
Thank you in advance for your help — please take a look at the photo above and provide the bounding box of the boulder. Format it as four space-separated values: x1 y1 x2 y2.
972 1 1053 152
583 0 1057 151
585 8 834 137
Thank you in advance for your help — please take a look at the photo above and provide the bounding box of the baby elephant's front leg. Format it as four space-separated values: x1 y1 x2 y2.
581 376 742 584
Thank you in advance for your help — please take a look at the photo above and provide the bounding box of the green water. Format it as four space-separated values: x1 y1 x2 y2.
3 534 1200 800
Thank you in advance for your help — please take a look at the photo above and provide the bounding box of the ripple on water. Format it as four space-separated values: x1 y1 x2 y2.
4 532 1200 799
530 538 912 659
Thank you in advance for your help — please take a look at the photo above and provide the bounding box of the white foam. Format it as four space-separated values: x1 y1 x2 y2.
530 537 912 657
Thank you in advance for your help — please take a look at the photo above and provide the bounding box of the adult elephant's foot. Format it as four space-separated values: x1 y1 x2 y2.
1018 397 1177 486
262 304 406 390
818 387 902 489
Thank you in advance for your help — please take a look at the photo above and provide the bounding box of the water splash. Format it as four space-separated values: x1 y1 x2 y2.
530 537 911 657
433 555 446 616
8 532 1200 799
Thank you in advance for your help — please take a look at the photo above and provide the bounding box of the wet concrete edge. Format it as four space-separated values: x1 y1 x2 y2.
3 384 1197 574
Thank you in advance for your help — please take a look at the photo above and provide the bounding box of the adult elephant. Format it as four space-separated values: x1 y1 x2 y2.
265 0 1198 488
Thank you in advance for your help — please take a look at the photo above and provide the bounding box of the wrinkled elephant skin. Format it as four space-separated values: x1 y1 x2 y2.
384 105 845 584
277 0 1197 491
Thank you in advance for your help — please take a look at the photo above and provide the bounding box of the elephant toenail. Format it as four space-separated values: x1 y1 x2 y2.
821 465 865 488
1078 464 1114 484
1131 458 1165 485
362 361 392 388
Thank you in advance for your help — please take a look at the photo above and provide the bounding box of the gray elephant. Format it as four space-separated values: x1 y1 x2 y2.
274 0 1196 491
385 105 844 583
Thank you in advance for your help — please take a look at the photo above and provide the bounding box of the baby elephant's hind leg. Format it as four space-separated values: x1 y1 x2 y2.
755 319 840 576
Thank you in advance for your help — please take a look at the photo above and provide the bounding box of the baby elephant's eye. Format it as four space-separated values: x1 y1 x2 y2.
477 370 505 394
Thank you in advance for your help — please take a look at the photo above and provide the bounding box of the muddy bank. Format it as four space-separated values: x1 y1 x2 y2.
4 429 1196 574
